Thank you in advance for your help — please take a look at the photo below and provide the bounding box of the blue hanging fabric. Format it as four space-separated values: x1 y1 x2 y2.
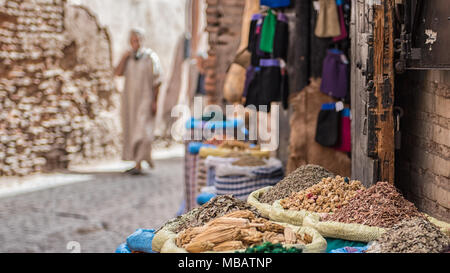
260 0 290 8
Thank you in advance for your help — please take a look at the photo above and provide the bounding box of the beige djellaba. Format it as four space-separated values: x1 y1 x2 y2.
121 48 162 165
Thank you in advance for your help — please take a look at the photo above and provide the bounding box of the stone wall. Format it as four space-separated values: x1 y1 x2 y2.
204 0 244 104
0 0 119 176
396 70 450 222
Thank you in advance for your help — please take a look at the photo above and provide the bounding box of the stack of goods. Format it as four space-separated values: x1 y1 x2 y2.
259 164 334 205
280 176 365 213
0 0 119 176
323 182 423 228
232 155 266 167
243 6 290 112
300 182 426 243
183 141 217 213
160 195 262 235
153 195 263 252
176 210 312 253
218 140 253 150
312 0 352 162
366 217 450 253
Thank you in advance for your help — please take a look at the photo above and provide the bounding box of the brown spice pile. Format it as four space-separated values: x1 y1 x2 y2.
218 140 250 150
259 164 334 204
166 195 262 233
367 217 450 253
176 210 312 253
280 176 365 213
324 182 423 228
232 155 266 166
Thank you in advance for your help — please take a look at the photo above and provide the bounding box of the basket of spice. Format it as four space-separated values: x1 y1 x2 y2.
269 176 365 226
160 210 327 253
247 164 334 218
303 182 426 242
152 195 262 252
366 217 450 253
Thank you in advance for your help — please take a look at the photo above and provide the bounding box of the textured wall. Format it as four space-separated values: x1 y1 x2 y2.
396 70 450 222
204 0 244 105
0 0 119 176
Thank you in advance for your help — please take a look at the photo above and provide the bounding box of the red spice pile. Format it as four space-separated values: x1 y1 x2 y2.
324 182 423 228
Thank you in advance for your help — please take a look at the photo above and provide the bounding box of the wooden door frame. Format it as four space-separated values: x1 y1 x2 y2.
351 0 396 185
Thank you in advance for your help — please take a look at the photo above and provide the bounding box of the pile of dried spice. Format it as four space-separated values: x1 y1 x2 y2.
366 217 450 253
176 210 312 253
232 155 266 166
280 176 365 213
159 195 262 234
324 182 423 228
259 164 334 204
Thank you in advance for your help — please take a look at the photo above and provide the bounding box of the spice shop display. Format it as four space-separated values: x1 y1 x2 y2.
366 217 450 253
259 164 334 204
280 176 364 213
324 182 423 228
174 210 317 253
302 181 426 242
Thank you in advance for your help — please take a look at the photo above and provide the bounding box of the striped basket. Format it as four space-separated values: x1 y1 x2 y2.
214 166 284 200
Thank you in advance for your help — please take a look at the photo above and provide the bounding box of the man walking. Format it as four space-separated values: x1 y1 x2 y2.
114 28 162 175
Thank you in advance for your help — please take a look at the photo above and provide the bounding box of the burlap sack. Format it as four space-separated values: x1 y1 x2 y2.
223 63 247 103
152 228 177 253
302 213 449 243
302 214 386 243
160 223 327 253
287 78 351 177
425 214 450 236
247 186 274 218
269 200 322 227
314 0 341 38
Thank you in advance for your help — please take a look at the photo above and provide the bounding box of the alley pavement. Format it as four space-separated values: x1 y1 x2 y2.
0 157 184 253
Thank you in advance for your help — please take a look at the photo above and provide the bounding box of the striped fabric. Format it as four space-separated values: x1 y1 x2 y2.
184 141 199 213
213 166 284 201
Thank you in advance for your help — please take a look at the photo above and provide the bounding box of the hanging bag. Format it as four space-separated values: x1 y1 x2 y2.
314 0 341 38
335 108 351 152
315 103 340 147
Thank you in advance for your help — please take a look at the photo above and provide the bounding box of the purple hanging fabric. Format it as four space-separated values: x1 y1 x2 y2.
320 49 349 99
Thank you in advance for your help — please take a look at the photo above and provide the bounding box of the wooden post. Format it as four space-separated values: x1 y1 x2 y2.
371 0 395 183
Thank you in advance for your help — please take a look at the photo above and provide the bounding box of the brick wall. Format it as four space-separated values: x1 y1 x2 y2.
0 0 119 176
204 0 244 105
396 70 450 222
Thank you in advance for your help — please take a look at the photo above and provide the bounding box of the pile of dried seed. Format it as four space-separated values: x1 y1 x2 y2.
160 195 262 234
155 207 201 234
280 176 365 213
366 217 450 253
232 155 266 166
259 164 334 204
324 182 423 228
